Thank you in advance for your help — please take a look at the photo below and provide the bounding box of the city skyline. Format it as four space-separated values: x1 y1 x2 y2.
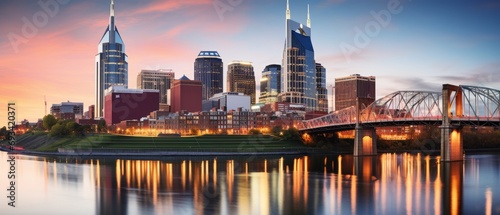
0 0 499 126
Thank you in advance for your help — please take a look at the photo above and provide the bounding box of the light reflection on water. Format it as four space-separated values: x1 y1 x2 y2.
1 151 500 215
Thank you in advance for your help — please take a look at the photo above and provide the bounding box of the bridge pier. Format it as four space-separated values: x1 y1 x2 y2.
441 84 464 162
440 125 464 161
354 127 377 156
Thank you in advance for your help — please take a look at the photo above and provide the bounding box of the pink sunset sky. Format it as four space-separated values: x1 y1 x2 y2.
0 0 499 127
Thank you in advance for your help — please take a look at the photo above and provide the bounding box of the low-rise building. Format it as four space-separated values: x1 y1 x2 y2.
104 86 160 125
205 92 251 111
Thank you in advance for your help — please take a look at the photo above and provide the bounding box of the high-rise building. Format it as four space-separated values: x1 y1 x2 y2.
227 61 256 104
259 64 281 104
315 63 328 112
95 0 128 118
104 86 160 125
170 75 202 113
279 1 317 111
137 69 175 104
335 74 376 110
194 51 223 101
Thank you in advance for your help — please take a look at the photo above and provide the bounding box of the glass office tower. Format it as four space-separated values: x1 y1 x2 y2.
95 0 128 118
259 64 281 104
227 61 256 104
194 51 224 101
280 1 317 111
315 63 328 112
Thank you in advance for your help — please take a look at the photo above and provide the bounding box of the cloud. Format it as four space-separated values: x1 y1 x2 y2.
379 76 441 93
131 0 212 15
434 62 500 88
480 1 500 10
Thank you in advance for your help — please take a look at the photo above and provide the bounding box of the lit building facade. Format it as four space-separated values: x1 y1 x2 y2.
104 86 159 125
115 110 304 136
259 64 281 104
95 0 128 118
335 74 376 110
137 69 175 104
194 51 223 101
227 61 256 104
51 102 84 120
280 2 317 111
170 75 202 113
315 63 328 112
208 92 251 112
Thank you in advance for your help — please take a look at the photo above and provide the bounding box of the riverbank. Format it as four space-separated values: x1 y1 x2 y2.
0 133 319 157
4 133 499 158
0 148 312 157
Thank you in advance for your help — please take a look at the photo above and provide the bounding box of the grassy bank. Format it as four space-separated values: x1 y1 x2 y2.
5 133 307 153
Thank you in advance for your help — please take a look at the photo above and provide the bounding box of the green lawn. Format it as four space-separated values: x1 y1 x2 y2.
45 134 305 152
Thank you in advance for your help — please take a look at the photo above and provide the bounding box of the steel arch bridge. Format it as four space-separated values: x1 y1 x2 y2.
298 85 500 133
297 84 500 161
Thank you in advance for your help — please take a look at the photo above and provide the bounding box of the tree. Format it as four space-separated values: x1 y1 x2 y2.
271 126 283 136
97 119 107 133
23 120 30 130
190 128 200 135
50 123 68 136
43 115 57 131
248 129 261 135
283 127 301 141
65 121 83 136
0 126 7 139
82 125 92 133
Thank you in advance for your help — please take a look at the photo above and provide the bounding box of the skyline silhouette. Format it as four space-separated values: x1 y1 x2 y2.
0 0 499 126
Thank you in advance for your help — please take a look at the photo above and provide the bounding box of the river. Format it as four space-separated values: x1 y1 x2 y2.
0 151 499 215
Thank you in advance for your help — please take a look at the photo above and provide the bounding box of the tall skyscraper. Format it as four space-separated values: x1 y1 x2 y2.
137 69 175 104
227 61 256 104
280 1 317 111
95 0 128 118
194 51 223 101
315 63 328 112
259 64 281 104
335 74 376 111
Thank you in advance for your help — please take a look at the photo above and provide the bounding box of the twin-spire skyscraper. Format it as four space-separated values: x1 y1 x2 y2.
95 0 128 118
280 0 321 112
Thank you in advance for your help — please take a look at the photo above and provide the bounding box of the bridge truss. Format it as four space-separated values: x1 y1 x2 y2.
448 85 500 126
299 85 500 132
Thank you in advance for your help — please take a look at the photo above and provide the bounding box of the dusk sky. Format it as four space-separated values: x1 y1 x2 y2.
0 0 499 126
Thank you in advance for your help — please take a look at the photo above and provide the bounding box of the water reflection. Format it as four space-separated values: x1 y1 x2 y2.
442 161 463 215
1 152 500 215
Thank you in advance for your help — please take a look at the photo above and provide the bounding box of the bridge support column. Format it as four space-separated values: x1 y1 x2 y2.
440 125 463 161
354 127 377 156
441 84 464 162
